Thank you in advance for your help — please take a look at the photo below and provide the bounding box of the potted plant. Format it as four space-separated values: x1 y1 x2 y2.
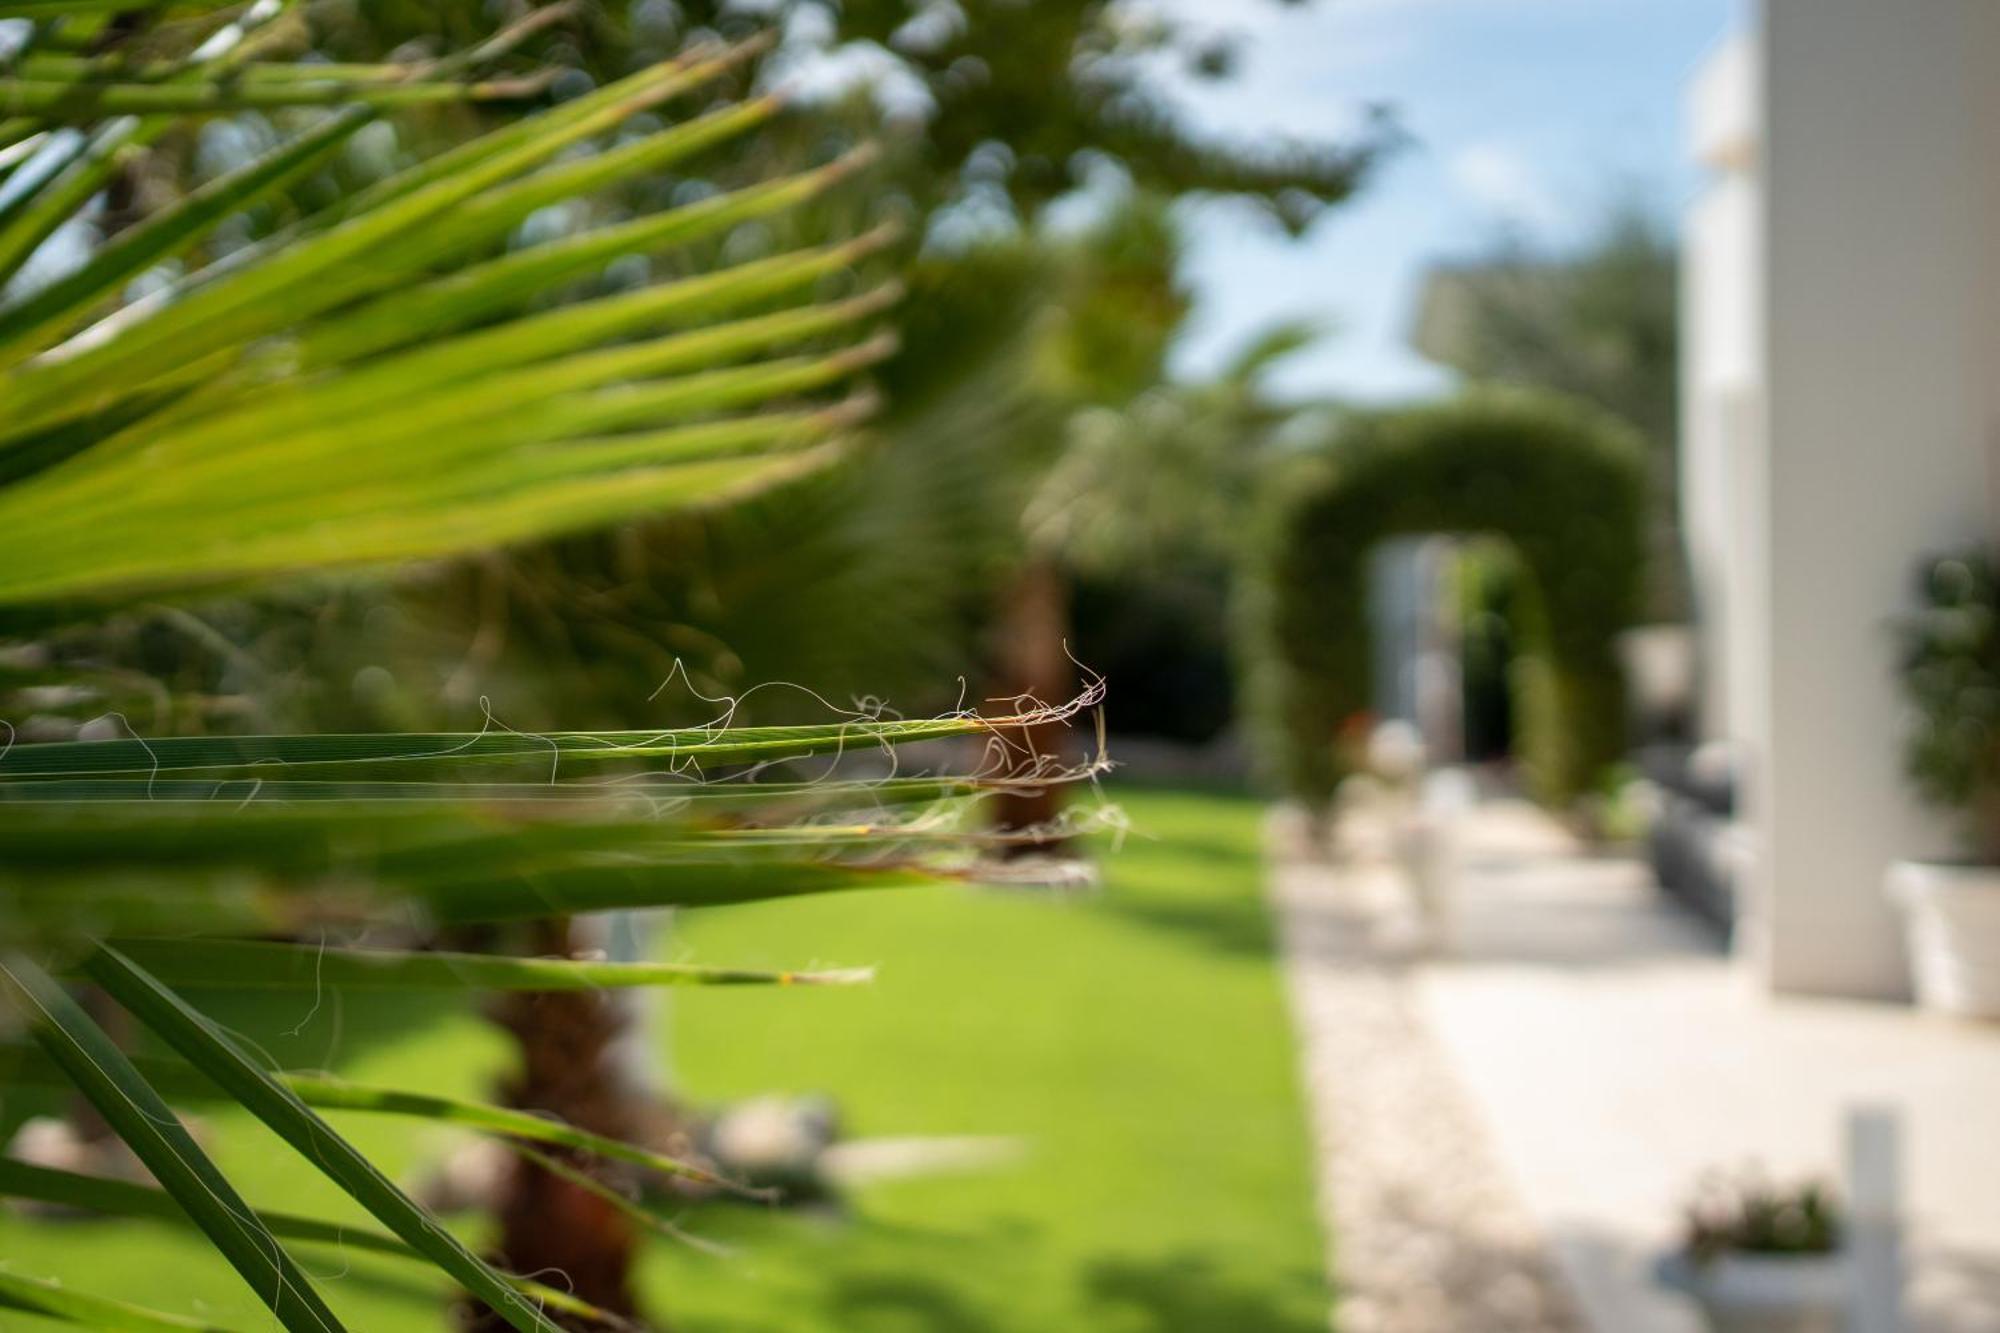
1660 1173 1848 1333
1887 549 2000 1019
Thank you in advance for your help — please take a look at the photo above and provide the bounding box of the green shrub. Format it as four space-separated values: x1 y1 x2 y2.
1241 388 1646 806
1899 548 2000 858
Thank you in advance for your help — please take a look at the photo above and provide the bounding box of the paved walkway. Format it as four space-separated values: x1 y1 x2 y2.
1270 796 2000 1333
1270 805 1584 1333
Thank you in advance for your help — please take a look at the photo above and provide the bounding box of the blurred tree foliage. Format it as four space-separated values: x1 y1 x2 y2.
1028 322 1319 741
311 0 1381 227
21 1 1387 739
393 200 1190 733
270 0 1386 733
1415 202 1684 623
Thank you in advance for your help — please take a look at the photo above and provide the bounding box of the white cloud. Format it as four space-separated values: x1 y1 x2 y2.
1446 143 1567 232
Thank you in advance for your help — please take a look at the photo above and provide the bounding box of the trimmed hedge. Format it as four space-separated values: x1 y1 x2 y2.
1241 389 1647 807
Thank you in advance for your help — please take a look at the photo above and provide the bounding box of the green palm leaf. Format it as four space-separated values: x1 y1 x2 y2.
92 938 874 990
0 1040 760 1194
83 944 566 1333
0 1160 633 1326
0 8 1103 1327
0 952 350 1332
0 31 887 610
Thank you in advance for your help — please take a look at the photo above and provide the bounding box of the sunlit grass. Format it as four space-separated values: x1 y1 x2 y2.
646 785 1329 1332
0 786 1328 1331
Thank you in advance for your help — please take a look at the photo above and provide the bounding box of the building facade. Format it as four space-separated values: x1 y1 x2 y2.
1682 0 2000 997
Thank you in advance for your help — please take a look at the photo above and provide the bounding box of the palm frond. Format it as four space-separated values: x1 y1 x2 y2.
84 942 568 1332
91 938 876 990
0 1160 631 1327
0 8 1104 1327
0 1039 758 1193
0 952 354 1332
0 24 886 607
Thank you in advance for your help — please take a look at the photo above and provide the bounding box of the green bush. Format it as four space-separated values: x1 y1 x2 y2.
1241 388 1646 806
1899 548 2000 858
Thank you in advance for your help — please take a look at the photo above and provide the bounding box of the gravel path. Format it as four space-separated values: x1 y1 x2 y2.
1268 807 1585 1333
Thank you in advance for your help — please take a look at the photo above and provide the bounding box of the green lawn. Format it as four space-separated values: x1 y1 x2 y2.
0 787 1329 1332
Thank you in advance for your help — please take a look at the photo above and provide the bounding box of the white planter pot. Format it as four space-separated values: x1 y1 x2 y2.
1886 860 2000 1019
1677 1252 1848 1333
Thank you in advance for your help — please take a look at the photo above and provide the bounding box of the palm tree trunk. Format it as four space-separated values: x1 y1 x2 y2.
463 917 658 1330
989 555 1073 844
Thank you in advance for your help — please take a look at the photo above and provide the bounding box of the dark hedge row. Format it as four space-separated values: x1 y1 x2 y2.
1241 389 1647 807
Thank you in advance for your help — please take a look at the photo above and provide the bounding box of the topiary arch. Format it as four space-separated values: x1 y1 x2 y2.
1244 389 1647 807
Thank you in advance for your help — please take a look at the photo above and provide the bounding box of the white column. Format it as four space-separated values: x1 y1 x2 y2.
1682 32 1761 749
1751 0 2000 996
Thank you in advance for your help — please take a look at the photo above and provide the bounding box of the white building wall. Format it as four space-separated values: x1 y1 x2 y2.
1682 32 1761 754
1749 0 2000 996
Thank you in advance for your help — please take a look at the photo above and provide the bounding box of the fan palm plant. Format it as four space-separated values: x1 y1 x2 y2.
0 5 1098 1329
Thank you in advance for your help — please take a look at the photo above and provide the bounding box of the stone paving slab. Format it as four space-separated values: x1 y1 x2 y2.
1271 797 2000 1333
1414 800 2000 1333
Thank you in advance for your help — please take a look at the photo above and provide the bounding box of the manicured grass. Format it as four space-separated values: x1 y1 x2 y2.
0 988 512 1330
642 786 1328 1332
0 787 1329 1331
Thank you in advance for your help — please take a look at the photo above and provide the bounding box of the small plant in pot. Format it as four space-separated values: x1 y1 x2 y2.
1887 548 2000 1019
1661 1172 1848 1333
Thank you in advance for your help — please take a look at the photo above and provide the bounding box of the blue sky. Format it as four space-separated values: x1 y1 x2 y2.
1155 0 1742 401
